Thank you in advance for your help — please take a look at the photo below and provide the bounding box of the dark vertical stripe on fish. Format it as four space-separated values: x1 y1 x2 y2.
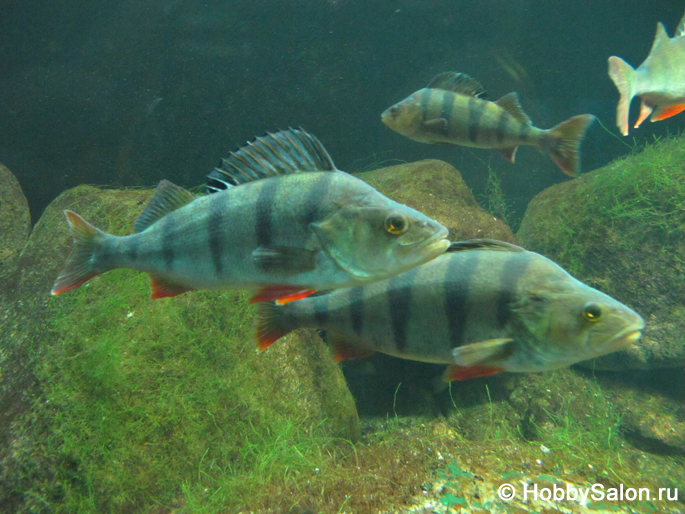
313 293 329 326
161 216 175 270
208 198 224 276
496 254 530 327
419 89 432 120
439 90 453 136
349 286 364 336
255 179 278 247
445 252 479 347
302 173 331 226
387 267 419 351
496 110 509 144
468 96 486 143
517 122 530 143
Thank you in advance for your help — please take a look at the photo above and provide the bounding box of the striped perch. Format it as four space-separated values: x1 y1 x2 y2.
254 240 644 381
381 72 595 176
51 129 449 304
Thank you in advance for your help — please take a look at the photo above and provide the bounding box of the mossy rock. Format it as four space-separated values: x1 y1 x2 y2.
517 137 685 370
358 159 516 243
0 162 31 284
0 185 359 513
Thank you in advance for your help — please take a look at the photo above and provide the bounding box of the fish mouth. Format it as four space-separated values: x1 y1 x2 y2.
398 227 450 264
606 323 645 351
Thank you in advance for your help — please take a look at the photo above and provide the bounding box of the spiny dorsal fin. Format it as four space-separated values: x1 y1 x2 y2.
649 22 670 56
427 72 487 99
495 93 532 125
446 239 525 253
205 127 338 194
134 180 196 233
677 12 685 37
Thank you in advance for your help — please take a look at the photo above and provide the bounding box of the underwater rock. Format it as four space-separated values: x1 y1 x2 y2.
0 162 31 283
358 159 517 243
0 184 359 513
517 137 685 370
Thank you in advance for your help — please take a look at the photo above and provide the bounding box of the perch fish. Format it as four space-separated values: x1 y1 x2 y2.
381 71 595 177
51 128 449 304
608 11 685 135
254 240 644 381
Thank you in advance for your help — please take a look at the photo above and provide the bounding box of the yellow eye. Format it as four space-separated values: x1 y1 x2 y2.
384 214 408 235
583 303 603 322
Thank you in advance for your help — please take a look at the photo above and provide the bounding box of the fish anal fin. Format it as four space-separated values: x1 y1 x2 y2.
149 275 193 299
443 364 504 381
650 103 685 122
427 72 487 98
495 92 532 125
498 147 518 163
327 333 375 362
249 286 316 305
134 180 196 233
205 128 337 194
452 338 515 367
634 100 655 128
252 246 317 274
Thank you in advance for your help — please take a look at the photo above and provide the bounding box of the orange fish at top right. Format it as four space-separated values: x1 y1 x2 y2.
608 10 685 136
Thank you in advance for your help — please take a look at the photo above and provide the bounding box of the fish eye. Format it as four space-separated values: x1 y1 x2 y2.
582 303 603 322
384 213 408 235
389 106 399 118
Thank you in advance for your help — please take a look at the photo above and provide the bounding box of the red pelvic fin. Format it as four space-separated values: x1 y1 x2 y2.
249 286 316 305
443 364 504 381
328 333 375 362
650 104 685 122
149 275 193 299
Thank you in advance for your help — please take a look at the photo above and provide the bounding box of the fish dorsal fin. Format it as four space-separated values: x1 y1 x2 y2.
427 72 487 98
649 22 670 56
677 12 685 37
134 180 196 233
495 93 532 125
205 128 338 194
446 239 526 253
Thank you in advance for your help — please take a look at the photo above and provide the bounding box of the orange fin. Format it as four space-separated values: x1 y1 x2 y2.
149 275 193 299
498 147 517 163
443 365 503 381
249 286 316 305
328 333 375 362
253 302 292 351
634 100 654 129
650 104 685 122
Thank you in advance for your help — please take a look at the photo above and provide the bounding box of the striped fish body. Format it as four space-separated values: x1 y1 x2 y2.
51 129 449 302
381 72 595 176
609 11 685 135
387 87 550 150
256 241 644 380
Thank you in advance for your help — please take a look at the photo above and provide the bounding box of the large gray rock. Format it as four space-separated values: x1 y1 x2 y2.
517 137 685 370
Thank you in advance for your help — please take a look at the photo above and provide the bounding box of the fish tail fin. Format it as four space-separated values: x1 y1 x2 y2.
547 114 596 177
253 301 298 351
51 210 109 295
608 56 637 136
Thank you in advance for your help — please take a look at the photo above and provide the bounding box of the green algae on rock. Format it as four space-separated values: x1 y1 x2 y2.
358 159 517 243
517 136 685 370
0 184 359 513
0 163 31 283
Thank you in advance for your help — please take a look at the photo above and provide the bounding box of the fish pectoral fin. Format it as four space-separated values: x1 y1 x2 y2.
134 180 196 233
452 338 515 367
249 286 316 305
650 104 685 122
327 333 376 362
149 275 194 299
495 92 532 125
422 118 449 132
634 100 654 128
498 147 518 163
252 246 318 273
443 364 504 381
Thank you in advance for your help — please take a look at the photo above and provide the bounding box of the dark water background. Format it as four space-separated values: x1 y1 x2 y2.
1 0 684 225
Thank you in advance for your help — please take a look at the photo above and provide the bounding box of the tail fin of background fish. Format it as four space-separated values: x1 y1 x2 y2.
253 301 297 351
547 114 596 177
51 211 109 295
608 56 637 136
